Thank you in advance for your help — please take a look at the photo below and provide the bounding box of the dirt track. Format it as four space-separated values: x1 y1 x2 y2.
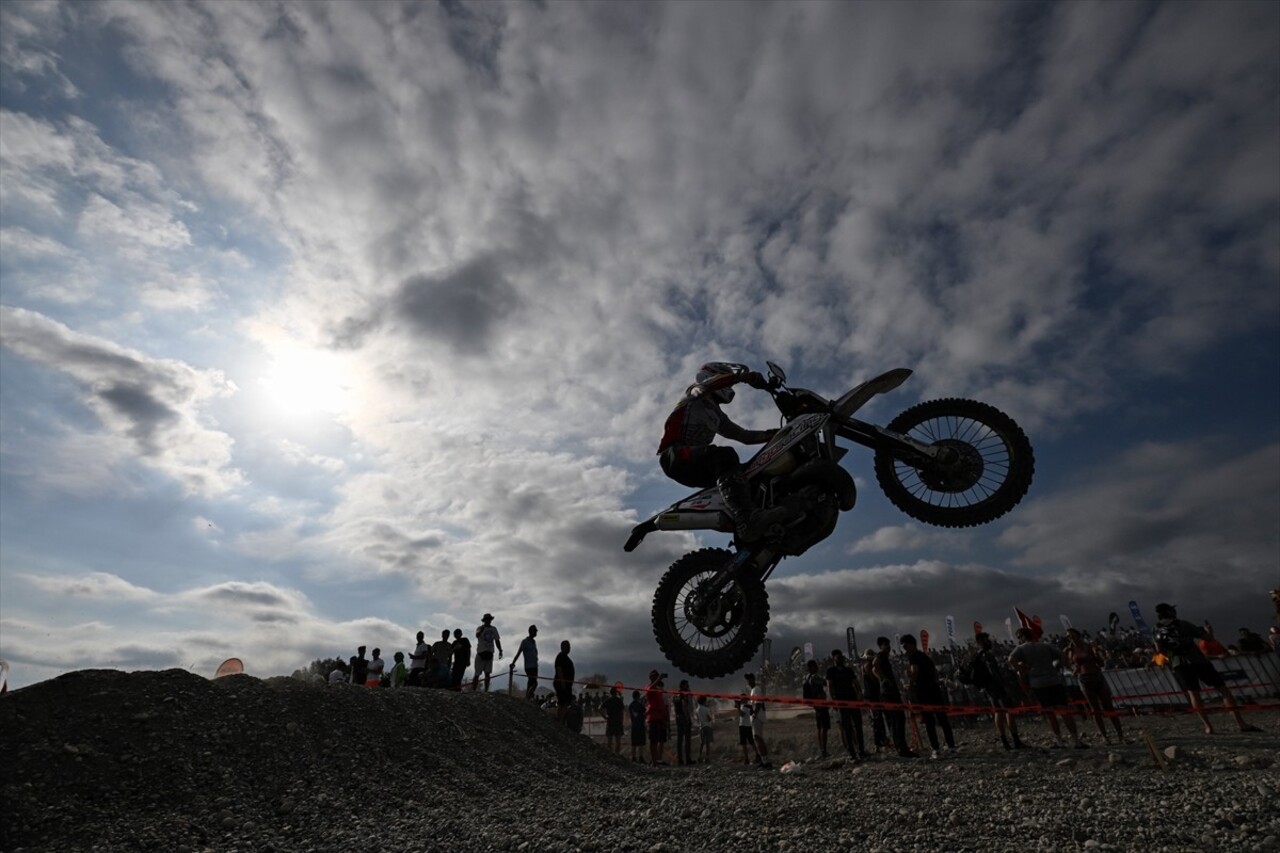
2 669 1278 853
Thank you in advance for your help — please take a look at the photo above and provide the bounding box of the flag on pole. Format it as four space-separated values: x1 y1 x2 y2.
1059 614 1072 632
945 615 957 647
1128 601 1152 638
920 629 930 652
1014 607 1043 641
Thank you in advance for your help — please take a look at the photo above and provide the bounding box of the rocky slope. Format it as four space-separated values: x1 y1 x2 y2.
2 669 1278 852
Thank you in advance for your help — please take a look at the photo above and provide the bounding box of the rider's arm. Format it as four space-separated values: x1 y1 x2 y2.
717 414 774 445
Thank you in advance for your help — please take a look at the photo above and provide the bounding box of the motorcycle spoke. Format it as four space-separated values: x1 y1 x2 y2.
895 414 1014 508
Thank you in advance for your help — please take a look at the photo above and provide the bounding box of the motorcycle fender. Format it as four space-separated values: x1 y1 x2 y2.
832 368 913 419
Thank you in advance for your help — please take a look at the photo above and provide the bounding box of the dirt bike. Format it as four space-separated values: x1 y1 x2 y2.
624 363 1034 678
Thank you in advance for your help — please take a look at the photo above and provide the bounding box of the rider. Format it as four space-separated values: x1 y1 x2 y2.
657 362 786 541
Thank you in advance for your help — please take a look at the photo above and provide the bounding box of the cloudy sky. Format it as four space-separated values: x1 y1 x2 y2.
2 1 1277 692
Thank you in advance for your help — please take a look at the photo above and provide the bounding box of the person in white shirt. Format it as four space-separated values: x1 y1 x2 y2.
695 696 714 764
365 648 385 687
736 692 758 765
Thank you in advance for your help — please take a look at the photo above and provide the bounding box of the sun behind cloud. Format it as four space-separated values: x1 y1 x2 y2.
257 345 352 420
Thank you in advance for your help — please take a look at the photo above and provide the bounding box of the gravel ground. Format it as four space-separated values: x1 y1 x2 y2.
2 669 1278 853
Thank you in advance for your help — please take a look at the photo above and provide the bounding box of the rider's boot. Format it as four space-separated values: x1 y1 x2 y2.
716 472 788 542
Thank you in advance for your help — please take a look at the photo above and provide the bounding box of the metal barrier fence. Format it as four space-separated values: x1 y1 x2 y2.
943 652 1280 712
1086 652 1280 708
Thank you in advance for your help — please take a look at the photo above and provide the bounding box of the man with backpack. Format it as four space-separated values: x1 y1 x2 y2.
803 659 832 758
1153 603 1263 735
967 633 1025 750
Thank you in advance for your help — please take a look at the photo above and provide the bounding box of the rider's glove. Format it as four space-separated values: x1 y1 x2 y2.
743 371 769 390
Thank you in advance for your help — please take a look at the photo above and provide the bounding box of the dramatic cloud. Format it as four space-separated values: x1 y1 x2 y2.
0 1 1275 689
0 306 241 496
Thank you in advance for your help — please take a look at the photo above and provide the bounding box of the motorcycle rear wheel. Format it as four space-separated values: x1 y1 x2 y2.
874 398 1034 528
651 548 769 679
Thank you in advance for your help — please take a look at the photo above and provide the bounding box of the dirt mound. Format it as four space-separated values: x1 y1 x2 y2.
1 669 632 852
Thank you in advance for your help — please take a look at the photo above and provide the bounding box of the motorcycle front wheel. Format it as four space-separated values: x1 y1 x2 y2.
651 548 769 679
874 398 1034 528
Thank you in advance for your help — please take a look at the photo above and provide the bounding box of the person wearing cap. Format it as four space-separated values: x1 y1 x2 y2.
470 613 503 692
1153 603 1262 735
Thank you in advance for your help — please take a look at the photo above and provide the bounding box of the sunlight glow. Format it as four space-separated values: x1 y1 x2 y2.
257 346 352 418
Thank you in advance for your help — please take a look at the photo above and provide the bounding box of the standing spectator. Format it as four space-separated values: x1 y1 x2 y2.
601 686 625 754
565 694 584 734
803 659 831 758
745 672 772 769
736 691 759 765
646 670 670 766
351 646 369 688
972 632 1025 750
826 651 866 759
389 651 408 688
429 630 453 688
874 637 915 758
1237 627 1269 653
512 625 540 700
861 649 889 751
471 614 503 692
450 629 471 690
408 631 429 687
1153 603 1263 735
1065 628 1124 744
696 696 714 764
1198 630 1228 658
1009 627 1087 748
366 648 385 688
673 679 694 766
900 634 956 759
628 690 648 764
554 641 575 723
328 661 346 685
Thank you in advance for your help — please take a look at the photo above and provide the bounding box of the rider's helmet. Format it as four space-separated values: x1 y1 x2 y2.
695 362 746 404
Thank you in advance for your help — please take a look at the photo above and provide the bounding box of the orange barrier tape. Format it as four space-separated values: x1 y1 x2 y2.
536 671 1280 721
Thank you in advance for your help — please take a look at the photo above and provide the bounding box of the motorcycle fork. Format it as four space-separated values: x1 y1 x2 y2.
706 547 777 592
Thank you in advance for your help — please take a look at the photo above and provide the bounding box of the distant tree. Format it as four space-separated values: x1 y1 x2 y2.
297 657 347 681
